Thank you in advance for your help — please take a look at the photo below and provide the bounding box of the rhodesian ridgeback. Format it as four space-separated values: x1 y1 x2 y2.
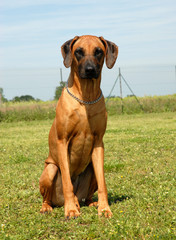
39 35 118 218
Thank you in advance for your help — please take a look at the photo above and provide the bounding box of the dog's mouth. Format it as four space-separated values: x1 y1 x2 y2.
78 62 100 80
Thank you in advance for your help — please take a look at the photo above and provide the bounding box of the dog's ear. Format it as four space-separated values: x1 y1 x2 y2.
61 36 79 68
99 37 118 69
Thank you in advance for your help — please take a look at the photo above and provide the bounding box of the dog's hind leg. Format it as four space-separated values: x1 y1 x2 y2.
75 163 98 206
52 171 81 211
39 162 58 213
85 172 98 207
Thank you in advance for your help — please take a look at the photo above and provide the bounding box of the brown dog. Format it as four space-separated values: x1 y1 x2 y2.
39 35 118 218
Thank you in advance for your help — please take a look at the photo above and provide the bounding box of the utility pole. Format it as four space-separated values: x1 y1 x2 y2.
60 68 63 83
119 68 124 114
106 67 143 112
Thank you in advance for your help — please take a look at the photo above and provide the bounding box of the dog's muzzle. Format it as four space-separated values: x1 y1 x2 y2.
79 61 100 80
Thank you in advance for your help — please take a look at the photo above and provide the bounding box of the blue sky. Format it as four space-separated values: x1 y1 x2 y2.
0 0 176 100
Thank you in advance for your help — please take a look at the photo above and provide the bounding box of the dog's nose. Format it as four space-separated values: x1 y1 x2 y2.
85 64 96 79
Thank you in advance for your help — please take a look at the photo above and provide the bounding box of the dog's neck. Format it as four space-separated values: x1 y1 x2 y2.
67 71 102 103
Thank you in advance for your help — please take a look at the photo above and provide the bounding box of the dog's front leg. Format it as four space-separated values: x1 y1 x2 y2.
57 140 80 219
92 140 112 218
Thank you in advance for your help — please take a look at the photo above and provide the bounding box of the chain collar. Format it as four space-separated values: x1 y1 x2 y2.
66 86 103 105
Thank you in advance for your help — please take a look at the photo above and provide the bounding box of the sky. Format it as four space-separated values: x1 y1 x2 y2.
0 0 176 100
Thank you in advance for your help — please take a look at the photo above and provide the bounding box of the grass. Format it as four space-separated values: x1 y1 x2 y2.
0 101 56 122
106 94 176 115
0 112 176 239
0 94 176 122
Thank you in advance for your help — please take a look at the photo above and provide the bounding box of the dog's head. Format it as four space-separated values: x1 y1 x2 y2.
61 35 118 80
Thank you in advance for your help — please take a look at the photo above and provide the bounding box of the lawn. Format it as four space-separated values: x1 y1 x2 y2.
0 113 176 239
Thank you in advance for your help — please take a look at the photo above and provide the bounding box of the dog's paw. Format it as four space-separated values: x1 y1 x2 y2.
65 203 80 219
86 200 98 207
98 204 112 218
40 202 53 213
85 198 98 207
89 201 98 207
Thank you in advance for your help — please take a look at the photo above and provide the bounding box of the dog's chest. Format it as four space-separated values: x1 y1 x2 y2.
68 120 94 176
70 136 93 176
56 102 106 176
68 109 104 176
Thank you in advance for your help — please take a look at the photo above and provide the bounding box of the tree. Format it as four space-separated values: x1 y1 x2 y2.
20 95 35 101
54 81 66 100
12 95 35 102
0 88 8 103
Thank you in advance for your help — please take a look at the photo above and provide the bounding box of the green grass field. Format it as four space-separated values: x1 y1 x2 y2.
1 94 176 122
0 112 176 239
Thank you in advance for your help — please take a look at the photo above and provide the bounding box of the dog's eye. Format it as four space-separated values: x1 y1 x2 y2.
94 48 103 59
74 48 84 61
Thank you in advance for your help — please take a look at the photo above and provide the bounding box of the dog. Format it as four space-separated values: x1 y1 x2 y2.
39 35 118 219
